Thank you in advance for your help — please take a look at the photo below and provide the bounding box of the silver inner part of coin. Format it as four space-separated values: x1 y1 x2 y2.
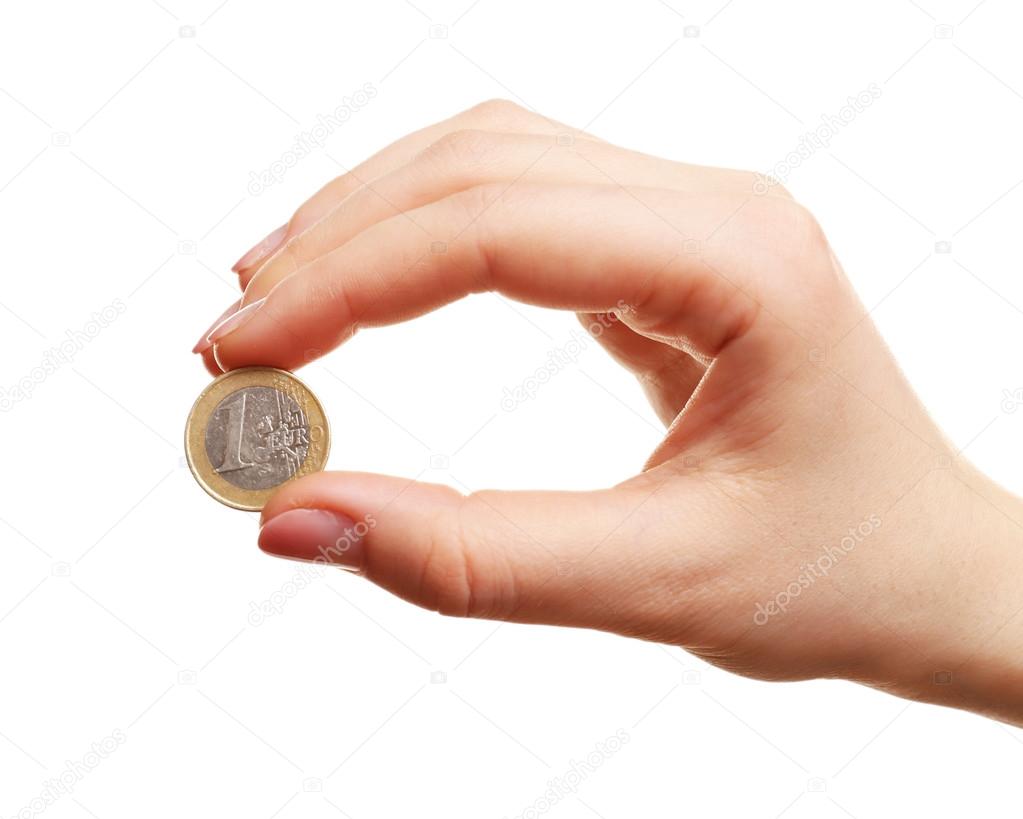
204 385 310 491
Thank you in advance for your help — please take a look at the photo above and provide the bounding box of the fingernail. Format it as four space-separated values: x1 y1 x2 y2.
232 224 288 273
206 297 267 347
258 509 365 570
192 298 241 354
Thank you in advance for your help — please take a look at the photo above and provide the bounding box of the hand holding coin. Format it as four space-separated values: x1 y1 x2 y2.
190 100 1023 727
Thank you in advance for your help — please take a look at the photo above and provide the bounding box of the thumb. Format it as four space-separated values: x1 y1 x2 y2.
257 471 659 630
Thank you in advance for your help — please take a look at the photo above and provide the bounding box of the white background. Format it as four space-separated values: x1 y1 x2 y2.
2 0 1023 816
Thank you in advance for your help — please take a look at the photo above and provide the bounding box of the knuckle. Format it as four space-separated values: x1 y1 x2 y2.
418 528 475 619
451 181 506 224
449 182 509 286
267 237 302 279
771 181 795 200
464 98 528 128
319 271 357 327
418 492 516 619
420 129 502 173
775 200 828 256
736 196 828 259
282 225 315 262
745 169 794 199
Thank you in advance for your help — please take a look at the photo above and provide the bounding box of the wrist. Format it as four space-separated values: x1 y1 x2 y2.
864 466 1023 724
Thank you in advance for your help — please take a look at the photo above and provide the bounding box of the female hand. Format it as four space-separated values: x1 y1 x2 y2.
194 100 1023 726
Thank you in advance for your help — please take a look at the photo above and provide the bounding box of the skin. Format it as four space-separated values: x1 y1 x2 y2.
195 100 1023 726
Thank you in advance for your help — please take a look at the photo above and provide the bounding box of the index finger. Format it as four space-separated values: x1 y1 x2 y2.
209 183 791 374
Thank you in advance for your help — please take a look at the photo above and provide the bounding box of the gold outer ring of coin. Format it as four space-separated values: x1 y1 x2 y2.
184 367 331 511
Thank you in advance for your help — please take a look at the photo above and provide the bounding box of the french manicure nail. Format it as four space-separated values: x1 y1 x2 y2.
258 509 365 570
232 224 288 273
206 297 267 347
192 298 240 354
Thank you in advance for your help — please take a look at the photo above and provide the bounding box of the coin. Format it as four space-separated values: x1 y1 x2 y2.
184 367 330 511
